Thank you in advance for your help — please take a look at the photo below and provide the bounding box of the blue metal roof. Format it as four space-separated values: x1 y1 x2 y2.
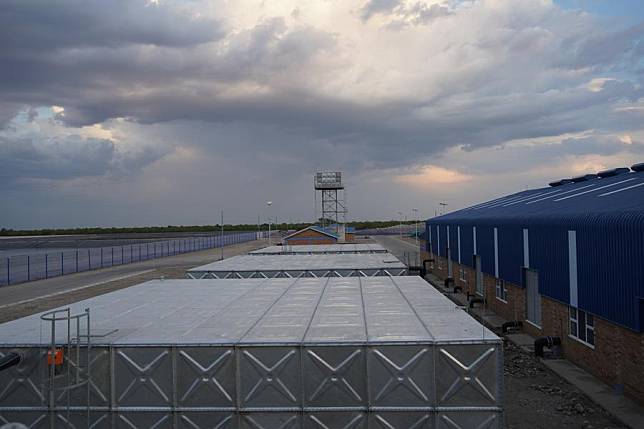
426 169 644 332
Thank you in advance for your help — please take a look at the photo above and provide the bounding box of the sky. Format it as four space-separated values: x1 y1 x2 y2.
1 0 644 228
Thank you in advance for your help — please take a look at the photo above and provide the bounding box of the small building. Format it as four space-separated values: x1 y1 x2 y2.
424 164 644 405
283 225 339 245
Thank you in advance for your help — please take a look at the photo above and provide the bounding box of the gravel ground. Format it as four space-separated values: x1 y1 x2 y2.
504 341 626 429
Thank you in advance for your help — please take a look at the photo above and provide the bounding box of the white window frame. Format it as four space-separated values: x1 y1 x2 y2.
569 306 595 348
459 267 467 282
495 278 507 302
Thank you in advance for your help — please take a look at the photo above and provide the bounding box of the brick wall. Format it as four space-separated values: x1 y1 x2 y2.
428 255 644 405
540 296 644 404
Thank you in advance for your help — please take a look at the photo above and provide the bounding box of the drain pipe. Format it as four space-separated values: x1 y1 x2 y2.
502 321 523 334
534 336 561 357
0 352 21 372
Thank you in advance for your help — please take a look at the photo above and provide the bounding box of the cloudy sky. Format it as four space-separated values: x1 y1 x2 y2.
1 0 644 228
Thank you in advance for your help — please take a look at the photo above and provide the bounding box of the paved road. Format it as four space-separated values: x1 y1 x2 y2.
371 235 423 265
0 239 267 323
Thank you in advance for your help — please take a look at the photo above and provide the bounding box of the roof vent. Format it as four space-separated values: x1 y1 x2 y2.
570 174 597 183
597 167 630 178
631 162 644 172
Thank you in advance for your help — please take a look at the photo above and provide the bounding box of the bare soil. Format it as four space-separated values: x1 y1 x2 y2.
504 341 626 429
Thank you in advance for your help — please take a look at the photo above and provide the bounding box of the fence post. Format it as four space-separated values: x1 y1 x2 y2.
122 246 124 264
61 251 64 276
111 247 114 266
27 255 30 282
88 249 91 269
45 254 48 279
101 248 104 268
6 257 9 285
76 251 79 273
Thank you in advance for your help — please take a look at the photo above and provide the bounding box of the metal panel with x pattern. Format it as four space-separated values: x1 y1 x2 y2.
0 277 502 428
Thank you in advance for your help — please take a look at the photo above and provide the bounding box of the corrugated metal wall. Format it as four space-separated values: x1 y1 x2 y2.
497 226 524 286
426 217 644 332
459 225 474 268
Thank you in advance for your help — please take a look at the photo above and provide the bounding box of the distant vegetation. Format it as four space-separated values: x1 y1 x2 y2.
0 220 419 237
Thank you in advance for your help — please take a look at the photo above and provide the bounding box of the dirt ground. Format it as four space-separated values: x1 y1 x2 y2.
504 341 626 429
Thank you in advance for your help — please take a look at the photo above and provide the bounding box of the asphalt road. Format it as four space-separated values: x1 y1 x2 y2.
0 239 267 323
370 235 423 265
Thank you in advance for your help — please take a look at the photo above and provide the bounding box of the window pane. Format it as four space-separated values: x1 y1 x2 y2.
570 307 577 320
586 329 595 346
570 320 577 337
578 312 586 342
587 314 594 327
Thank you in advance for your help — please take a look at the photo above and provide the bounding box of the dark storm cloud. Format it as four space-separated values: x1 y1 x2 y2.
1 0 644 228
0 0 223 54
0 132 167 183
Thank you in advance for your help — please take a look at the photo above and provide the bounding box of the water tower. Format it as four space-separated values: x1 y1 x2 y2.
314 171 347 236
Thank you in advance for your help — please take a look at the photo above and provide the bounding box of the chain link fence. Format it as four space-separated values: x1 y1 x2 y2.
0 232 257 287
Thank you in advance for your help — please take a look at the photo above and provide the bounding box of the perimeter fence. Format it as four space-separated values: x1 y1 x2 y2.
0 232 257 286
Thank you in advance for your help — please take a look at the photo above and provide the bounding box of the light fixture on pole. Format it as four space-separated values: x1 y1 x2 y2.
220 210 224 260
412 208 419 247
266 201 273 246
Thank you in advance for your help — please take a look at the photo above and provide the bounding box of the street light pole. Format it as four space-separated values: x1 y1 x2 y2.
412 208 419 247
266 201 272 246
220 210 224 260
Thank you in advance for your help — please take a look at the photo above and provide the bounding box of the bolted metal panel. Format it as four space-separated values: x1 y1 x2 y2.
240 412 300 429
178 412 237 429
368 346 433 408
436 412 501 429
239 347 301 409
177 347 236 409
250 244 388 255
187 254 407 280
305 412 366 429
303 347 366 408
0 348 46 407
54 411 109 429
114 347 173 408
56 347 110 408
116 411 173 429
370 412 434 429
435 345 500 408
0 411 48 428
0 277 503 427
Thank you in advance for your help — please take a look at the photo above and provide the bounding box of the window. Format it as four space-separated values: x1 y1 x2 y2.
569 307 595 347
437 258 443 270
495 279 507 302
459 267 467 282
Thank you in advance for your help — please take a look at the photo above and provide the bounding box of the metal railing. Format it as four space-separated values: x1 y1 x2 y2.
0 232 257 286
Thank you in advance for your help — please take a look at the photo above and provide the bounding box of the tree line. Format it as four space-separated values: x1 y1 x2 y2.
0 219 420 237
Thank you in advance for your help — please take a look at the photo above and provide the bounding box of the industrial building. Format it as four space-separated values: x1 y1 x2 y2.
424 164 644 404
186 253 408 278
282 225 341 245
0 277 503 428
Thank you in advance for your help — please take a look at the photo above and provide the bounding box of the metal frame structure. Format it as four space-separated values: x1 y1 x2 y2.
249 244 388 255
314 172 347 231
0 278 503 428
186 254 408 279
